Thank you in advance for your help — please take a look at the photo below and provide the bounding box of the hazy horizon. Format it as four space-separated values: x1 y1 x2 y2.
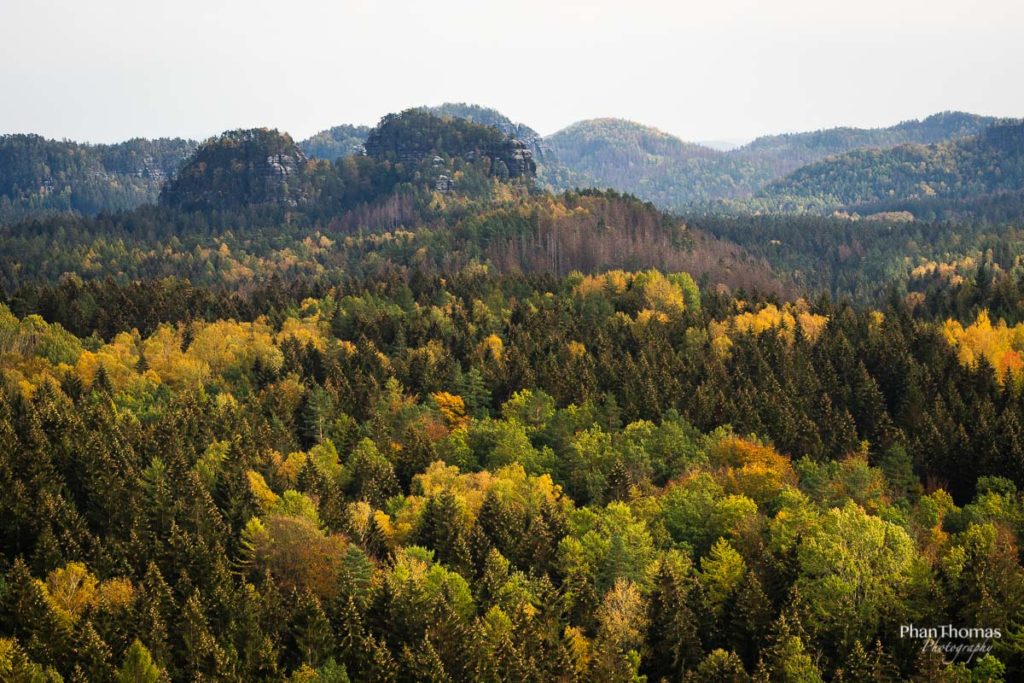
2 0 1023 145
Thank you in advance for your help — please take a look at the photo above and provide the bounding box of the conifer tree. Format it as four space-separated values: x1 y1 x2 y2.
116 639 163 683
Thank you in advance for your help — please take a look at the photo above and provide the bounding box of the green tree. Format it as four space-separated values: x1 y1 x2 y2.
116 640 163 683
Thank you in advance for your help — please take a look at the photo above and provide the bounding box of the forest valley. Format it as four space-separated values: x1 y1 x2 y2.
1 109 1024 682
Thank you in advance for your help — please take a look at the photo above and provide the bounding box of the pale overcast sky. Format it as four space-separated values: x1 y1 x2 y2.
1 0 1022 144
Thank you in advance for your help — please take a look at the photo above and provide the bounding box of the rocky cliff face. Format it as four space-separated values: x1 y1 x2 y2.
160 129 309 210
501 138 537 178
464 139 537 179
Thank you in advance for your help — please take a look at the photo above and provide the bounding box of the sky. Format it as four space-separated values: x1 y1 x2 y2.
1 0 1023 145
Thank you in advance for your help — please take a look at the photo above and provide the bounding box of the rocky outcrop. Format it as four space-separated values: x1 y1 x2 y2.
425 102 553 165
364 109 536 180
160 129 309 210
504 138 537 178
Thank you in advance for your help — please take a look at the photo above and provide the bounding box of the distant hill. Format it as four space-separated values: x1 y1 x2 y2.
1 109 1006 223
159 112 539 215
733 111 1002 178
364 109 536 179
544 118 755 207
0 114 781 296
425 103 545 155
543 111 1003 212
298 124 370 161
547 118 719 168
756 121 1024 215
297 103 550 165
257 107 1011 217
0 134 195 221
160 128 311 210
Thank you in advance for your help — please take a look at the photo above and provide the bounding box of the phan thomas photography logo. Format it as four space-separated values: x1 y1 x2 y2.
900 624 1002 663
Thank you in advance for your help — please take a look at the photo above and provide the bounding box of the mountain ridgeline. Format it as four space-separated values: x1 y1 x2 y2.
160 110 538 212
543 111 1007 210
1 106 1014 221
733 110 1002 176
0 109 779 297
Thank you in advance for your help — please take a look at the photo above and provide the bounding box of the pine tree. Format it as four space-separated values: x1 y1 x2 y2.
761 611 823 683
0 635 63 682
179 591 229 680
605 459 633 502
71 619 115 683
424 597 477 682
418 492 472 575
364 634 398 683
362 515 391 562
0 558 70 672
687 649 750 682
729 571 773 669
116 640 163 683
459 367 492 418
400 638 452 682
293 590 335 669
476 549 511 610
645 557 703 681
332 594 366 676
92 365 113 395
911 648 950 682
838 640 872 683
300 385 335 448
29 525 64 576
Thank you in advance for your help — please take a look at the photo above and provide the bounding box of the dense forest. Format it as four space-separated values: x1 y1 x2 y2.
750 123 1024 215
0 114 773 297
1 107 1023 682
541 112 1005 211
542 119 740 207
688 205 1024 302
0 136 196 222
731 112 1001 179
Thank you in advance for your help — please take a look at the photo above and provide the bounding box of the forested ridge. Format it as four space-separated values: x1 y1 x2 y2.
4 107 1004 223
0 113 777 298
0 135 196 222
753 122 1024 214
539 111 1004 211
1 106 1023 682
299 126 372 163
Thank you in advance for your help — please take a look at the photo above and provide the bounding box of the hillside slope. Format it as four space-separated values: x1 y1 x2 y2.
0 134 195 220
756 121 1024 214
544 112 1004 211
160 129 311 210
3 109 996 222
733 111 1000 177
0 113 781 296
